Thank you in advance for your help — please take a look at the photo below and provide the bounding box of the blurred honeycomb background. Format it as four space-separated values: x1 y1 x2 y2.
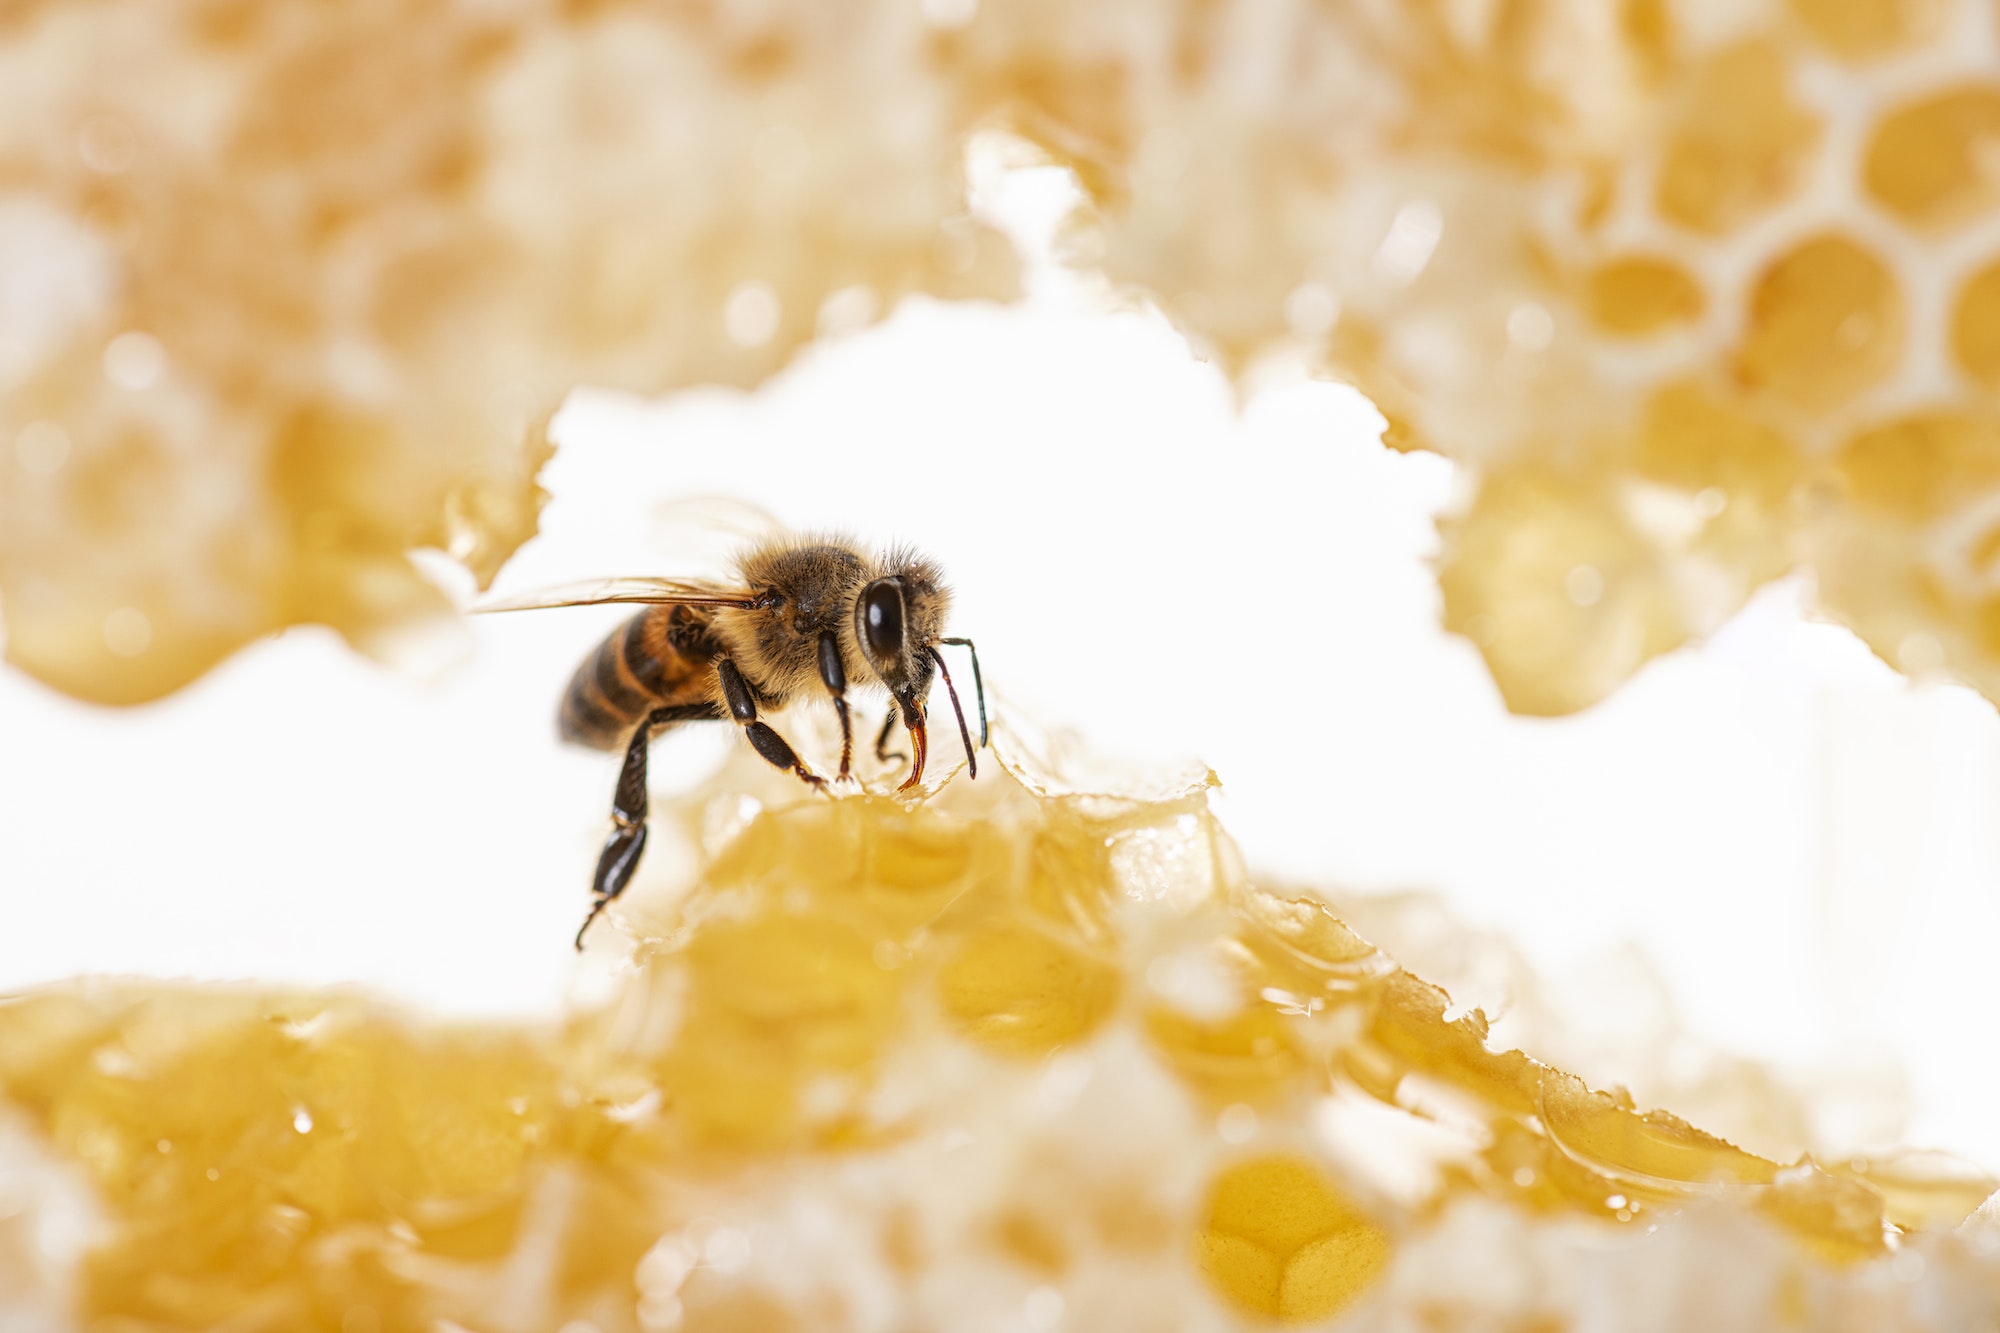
11 1 2000 1329
8 0 2000 718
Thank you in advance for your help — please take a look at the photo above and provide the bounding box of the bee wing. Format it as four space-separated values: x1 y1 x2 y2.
473 576 759 614
649 495 786 568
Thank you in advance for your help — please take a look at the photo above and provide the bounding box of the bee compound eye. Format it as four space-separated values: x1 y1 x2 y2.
862 581 905 661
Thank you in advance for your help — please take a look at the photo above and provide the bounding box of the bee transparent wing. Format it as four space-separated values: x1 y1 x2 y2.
647 495 787 578
473 576 760 614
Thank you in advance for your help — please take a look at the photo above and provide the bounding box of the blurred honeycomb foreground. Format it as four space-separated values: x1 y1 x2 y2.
12 1 2000 712
3 735 1999 1332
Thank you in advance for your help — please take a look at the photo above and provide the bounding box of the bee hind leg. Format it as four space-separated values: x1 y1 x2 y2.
717 658 826 790
576 702 720 951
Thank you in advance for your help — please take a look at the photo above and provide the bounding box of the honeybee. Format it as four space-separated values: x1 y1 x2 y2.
480 535 985 948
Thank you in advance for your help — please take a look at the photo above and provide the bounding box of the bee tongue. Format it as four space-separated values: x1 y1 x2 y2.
896 697 928 792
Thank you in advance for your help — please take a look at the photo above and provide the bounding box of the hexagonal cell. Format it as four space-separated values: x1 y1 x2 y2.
1585 256 1706 336
1864 85 2000 231
1196 1156 1391 1322
1656 41 1823 235
1734 234 1904 414
1953 257 2000 387
1790 0 1948 60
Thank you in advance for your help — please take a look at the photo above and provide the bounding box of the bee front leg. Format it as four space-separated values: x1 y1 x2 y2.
577 702 718 951
873 710 906 765
717 658 826 790
817 631 854 781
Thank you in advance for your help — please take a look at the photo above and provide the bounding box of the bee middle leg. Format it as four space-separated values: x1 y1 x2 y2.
717 658 826 789
579 701 721 950
817 631 854 781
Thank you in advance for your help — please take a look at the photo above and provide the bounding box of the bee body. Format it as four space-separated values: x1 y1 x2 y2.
485 531 987 948
559 606 721 750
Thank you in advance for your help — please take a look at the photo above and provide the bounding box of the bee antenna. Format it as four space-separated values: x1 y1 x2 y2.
937 637 987 748
926 645 978 781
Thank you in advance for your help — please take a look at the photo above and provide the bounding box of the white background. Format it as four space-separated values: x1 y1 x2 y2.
5 169 2000 1170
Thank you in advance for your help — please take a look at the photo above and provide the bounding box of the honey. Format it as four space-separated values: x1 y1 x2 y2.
1863 87 2000 231
0 735 1993 1330
1584 257 1706 337
1736 236 1906 416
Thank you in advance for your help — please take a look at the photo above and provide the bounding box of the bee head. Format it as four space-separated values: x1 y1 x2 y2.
856 551 949 718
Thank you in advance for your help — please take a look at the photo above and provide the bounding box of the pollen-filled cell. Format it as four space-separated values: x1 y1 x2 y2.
1196 1156 1391 1322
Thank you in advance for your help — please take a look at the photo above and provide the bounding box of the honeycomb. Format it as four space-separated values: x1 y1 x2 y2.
0 0 1014 703
9 3 2000 1326
2 734 1996 1331
9 1 2000 714
1066 0 2000 714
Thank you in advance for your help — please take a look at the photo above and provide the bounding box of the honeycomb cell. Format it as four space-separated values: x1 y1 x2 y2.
704 794 983 931
1196 1156 1390 1323
857 811 984 921
1145 1003 1304 1106
688 914 899 1071
1656 41 1822 234
1635 382 1800 511
1438 467 1679 717
663 911 903 1146
1585 257 1706 336
937 922 1120 1056
1836 412 2000 521
1790 0 1948 59
1019 824 1123 947
1952 258 2000 387
1863 85 2000 230
1735 235 1904 413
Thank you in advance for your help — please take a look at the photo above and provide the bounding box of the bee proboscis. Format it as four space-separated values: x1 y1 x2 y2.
480 535 985 947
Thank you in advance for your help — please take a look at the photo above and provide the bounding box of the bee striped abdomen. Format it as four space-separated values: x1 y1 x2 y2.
558 609 717 750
